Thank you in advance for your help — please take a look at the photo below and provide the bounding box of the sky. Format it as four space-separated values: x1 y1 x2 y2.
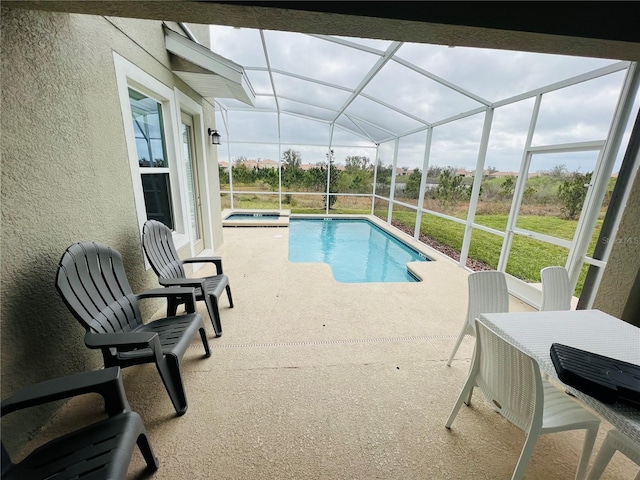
210 25 639 175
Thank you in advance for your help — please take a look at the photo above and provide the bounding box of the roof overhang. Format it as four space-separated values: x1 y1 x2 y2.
164 26 256 106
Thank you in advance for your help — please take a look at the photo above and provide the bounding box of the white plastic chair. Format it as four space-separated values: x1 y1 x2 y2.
540 266 572 311
447 270 509 366
586 429 640 480
446 319 601 480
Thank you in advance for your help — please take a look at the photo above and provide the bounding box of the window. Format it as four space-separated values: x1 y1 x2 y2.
114 52 216 259
129 88 175 229
114 53 189 250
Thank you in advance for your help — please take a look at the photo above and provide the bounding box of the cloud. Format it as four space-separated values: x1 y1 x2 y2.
265 30 379 89
211 25 638 174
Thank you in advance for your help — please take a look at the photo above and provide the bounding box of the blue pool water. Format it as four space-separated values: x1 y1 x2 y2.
288 218 429 283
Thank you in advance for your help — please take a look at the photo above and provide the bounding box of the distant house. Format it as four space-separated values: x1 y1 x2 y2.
241 159 278 170
455 168 474 177
299 162 346 171
222 159 279 170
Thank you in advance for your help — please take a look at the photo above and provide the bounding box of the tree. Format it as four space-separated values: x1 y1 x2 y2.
338 169 371 193
218 165 229 184
500 176 515 199
557 171 592 219
282 148 301 169
344 155 370 171
435 168 470 207
547 164 568 179
231 163 254 184
523 186 537 202
486 166 498 176
374 161 393 195
254 165 279 190
281 165 304 188
404 168 422 199
304 167 326 191
349 171 368 192
427 165 443 179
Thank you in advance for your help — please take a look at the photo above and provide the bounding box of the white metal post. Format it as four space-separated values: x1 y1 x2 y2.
371 144 380 215
583 122 640 308
497 95 543 272
220 109 234 210
566 63 640 293
325 148 333 215
460 108 493 267
277 141 282 210
276 109 282 210
415 127 433 239
387 138 400 224
328 124 336 214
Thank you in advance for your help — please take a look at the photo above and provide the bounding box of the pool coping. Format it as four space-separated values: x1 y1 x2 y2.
287 214 462 282
222 208 291 227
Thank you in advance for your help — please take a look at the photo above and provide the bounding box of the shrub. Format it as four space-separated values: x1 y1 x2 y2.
557 171 592 219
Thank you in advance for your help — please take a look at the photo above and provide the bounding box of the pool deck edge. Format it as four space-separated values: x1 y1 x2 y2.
222 208 291 227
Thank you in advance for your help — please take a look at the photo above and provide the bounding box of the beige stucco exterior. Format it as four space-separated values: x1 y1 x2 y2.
1 8 222 451
593 168 640 325
1 1 638 457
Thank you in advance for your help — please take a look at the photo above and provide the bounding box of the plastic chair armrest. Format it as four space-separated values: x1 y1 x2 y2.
157 278 203 288
84 331 159 350
182 256 223 274
136 286 196 298
136 286 198 313
1 367 129 417
86 331 165 371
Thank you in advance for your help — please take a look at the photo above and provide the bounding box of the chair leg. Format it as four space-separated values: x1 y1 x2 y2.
226 284 234 308
576 426 598 480
155 354 188 416
136 432 160 471
464 382 474 406
511 431 539 480
585 433 618 480
205 294 223 337
447 324 469 366
445 375 476 429
166 296 180 317
199 327 211 357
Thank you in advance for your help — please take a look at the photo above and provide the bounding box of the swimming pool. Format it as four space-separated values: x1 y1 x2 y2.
288 218 430 283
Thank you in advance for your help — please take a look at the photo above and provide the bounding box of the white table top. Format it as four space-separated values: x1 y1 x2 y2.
479 309 640 443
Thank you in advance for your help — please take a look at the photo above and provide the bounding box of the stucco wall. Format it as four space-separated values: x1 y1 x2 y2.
1 8 219 453
593 167 640 325
186 22 211 49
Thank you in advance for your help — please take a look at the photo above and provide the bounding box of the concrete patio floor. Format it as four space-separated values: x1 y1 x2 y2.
20 224 639 479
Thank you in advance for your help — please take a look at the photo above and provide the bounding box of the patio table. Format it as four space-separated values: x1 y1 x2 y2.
478 309 640 444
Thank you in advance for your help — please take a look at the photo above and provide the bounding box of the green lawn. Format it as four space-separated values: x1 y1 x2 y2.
391 211 600 295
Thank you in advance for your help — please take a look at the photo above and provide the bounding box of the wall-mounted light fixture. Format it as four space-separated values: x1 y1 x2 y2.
208 128 221 145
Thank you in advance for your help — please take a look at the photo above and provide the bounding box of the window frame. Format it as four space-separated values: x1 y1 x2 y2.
114 52 190 251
